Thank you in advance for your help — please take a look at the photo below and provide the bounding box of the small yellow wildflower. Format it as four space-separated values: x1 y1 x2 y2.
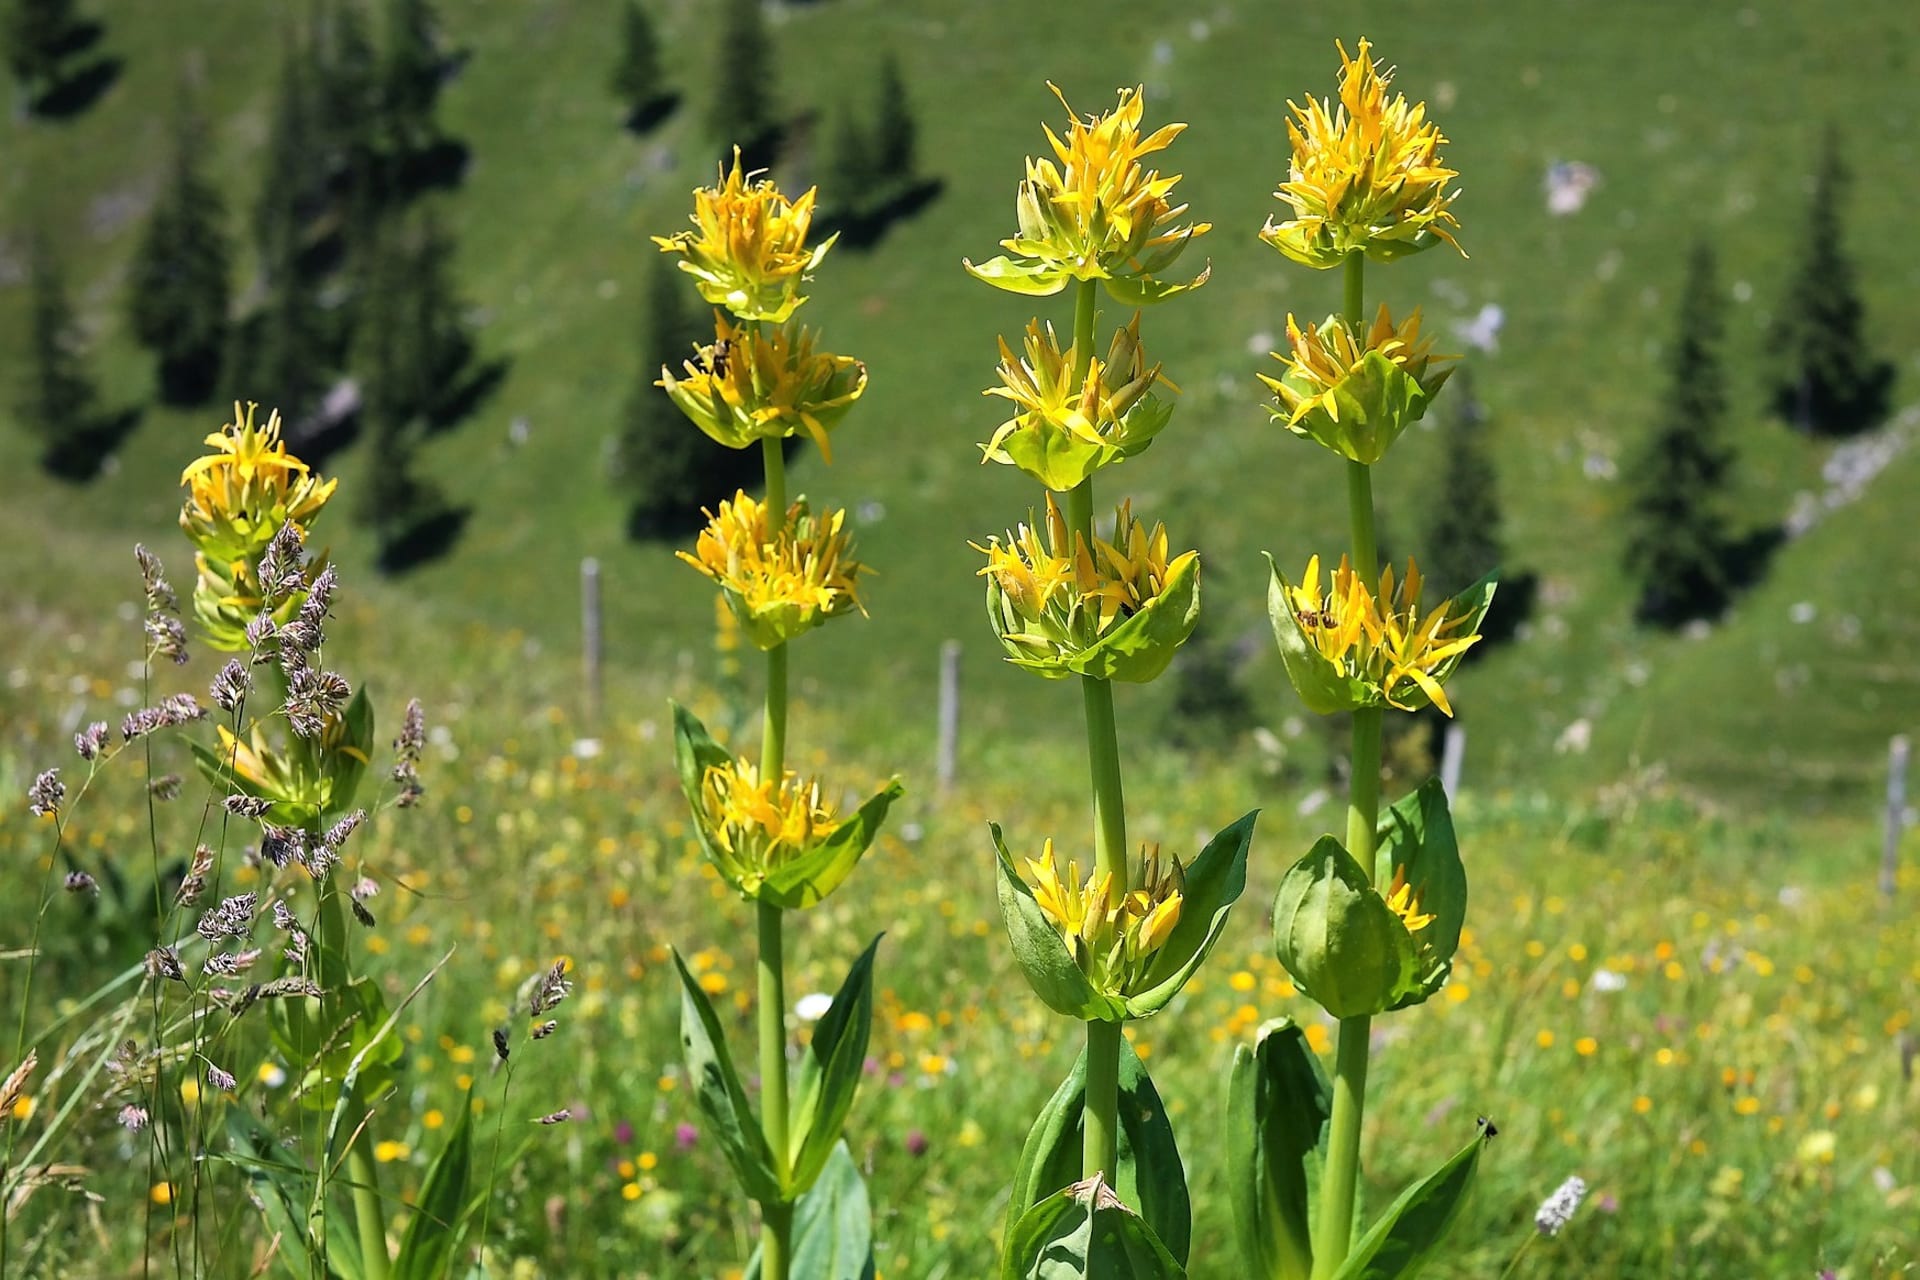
1261 38 1463 268
1272 553 1484 716
1025 839 1185 1001
373 1140 411 1163
1383 866 1436 933
150 1182 174 1206
1258 305 1456 464
678 493 867 650
966 84 1210 303
179 402 338 562
653 149 837 323
659 312 867 461
621 1181 643 1201
979 314 1174 490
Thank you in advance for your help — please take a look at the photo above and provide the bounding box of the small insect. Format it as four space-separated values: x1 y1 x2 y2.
703 337 734 379
1296 609 1336 629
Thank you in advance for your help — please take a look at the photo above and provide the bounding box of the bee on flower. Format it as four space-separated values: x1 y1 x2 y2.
1261 38 1463 269
653 149 837 324
677 492 868 650
1268 553 1491 717
660 313 868 461
966 84 1210 305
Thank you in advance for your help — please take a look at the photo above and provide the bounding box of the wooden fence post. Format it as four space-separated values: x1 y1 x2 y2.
1883 734 1910 900
582 557 603 726
937 640 961 796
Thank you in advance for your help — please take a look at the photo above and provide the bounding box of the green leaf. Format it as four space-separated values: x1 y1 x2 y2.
324 686 375 813
1265 554 1375 717
1228 1019 1340 1280
964 255 1073 297
670 700 732 821
274 975 403 1114
672 948 783 1204
1127 810 1258 1018
1271 837 1417 1019
1004 1038 1192 1266
761 779 902 910
393 1089 475 1280
222 1109 328 1279
996 422 1111 494
1064 550 1201 684
1101 265 1210 308
787 936 881 1197
1331 1122 1492 1280
1374 781 1468 1010
1003 1178 1186 1280
186 738 321 830
992 824 1120 1022
746 1141 875 1280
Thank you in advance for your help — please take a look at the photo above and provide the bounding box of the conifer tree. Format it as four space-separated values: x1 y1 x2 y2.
618 254 750 538
381 0 441 157
354 207 470 427
254 33 325 264
704 0 773 161
1419 367 1502 602
314 0 383 202
1624 242 1734 627
821 99 874 225
15 231 103 477
610 0 669 127
2 0 83 106
1768 127 1894 436
869 49 916 196
128 107 231 405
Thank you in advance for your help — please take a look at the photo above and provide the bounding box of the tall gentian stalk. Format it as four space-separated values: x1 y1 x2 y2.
1228 40 1500 1280
966 85 1256 1276
655 151 901 1280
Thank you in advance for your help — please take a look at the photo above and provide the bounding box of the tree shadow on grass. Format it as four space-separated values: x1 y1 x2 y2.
376 505 471 574
824 177 946 251
41 406 142 482
33 56 122 120
624 92 680 136
397 138 472 199
427 357 511 433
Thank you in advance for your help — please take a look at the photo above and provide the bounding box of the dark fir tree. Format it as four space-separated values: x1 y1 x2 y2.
1768 127 1894 436
820 99 874 224
704 0 773 161
15 231 102 477
253 33 326 264
609 0 669 127
1419 366 1502 602
869 49 916 195
1624 243 1735 627
2 0 84 106
314 0 383 205
354 208 470 427
618 255 749 538
354 219 451 569
380 0 442 157
128 107 232 404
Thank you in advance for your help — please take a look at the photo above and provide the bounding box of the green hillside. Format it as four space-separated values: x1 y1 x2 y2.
4 0 1918 811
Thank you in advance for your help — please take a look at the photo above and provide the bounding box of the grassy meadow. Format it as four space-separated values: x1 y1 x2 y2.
2 0 1919 1277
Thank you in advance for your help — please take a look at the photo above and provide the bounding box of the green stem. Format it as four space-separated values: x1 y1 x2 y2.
755 429 793 1280
1498 1231 1541 1280
1083 1019 1122 1182
345 1105 391 1280
1314 250 1381 1280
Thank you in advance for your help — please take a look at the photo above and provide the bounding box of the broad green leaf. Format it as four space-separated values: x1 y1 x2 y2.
1228 1019 1340 1280
672 949 782 1204
275 975 402 1114
964 255 1073 297
746 1140 875 1280
324 687 375 813
1064 551 1201 684
670 700 732 818
787 936 881 1196
761 780 902 910
1003 1178 1186 1280
1003 1038 1192 1267
1374 780 1468 1010
992 824 1121 1022
1332 1122 1492 1280
394 1089 475 1280
1128 810 1258 1017
1271 837 1417 1019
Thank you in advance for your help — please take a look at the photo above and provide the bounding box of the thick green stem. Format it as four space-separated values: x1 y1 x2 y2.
755 430 794 1280
1083 1019 1122 1182
1314 250 1381 1280
345 1107 391 1280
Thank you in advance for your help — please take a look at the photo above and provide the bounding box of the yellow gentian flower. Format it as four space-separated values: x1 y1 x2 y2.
1259 304 1456 463
653 149 837 323
699 758 841 898
1024 839 1185 999
659 312 867 462
1271 553 1487 716
179 403 337 565
980 314 1174 490
966 84 1210 305
678 493 867 649
1261 38 1463 268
